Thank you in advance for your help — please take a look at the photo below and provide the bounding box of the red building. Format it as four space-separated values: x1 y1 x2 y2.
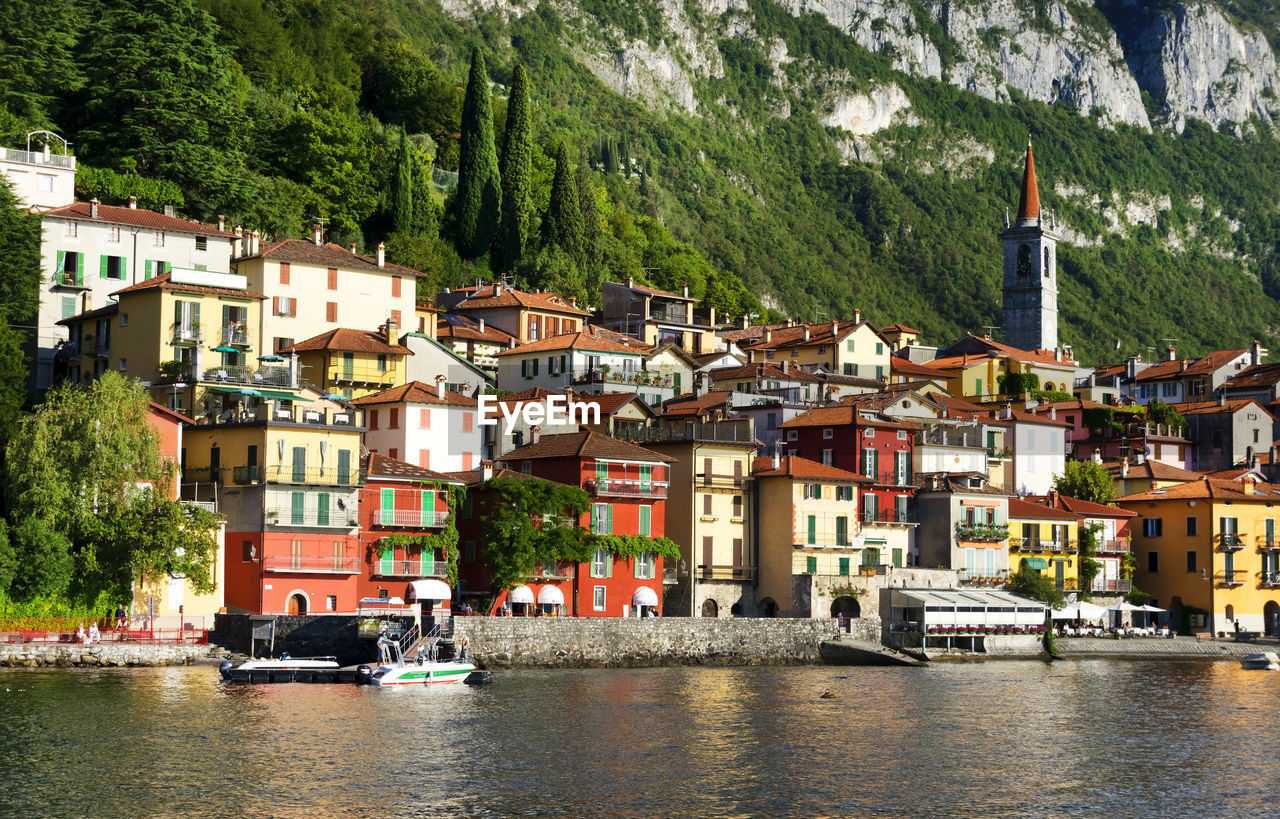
467 431 676 617
1022 491 1139 595
356 453 464 606
778 403 918 524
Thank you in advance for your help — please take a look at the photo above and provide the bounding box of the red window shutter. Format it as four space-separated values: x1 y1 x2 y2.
391 309 401 326
419 449 430 468
279 263 290 284
326 302 337 322
390 408 399 429
327 268 337 290
370 409 379 430
389 448 398 461
391 275 401 297
272 296 280 315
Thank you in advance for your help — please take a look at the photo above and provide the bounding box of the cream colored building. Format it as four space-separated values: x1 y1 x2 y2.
1 143 76 210
741 318 893 382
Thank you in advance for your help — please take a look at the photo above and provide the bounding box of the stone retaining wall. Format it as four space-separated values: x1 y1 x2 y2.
0 643 221 668
453 617 867 668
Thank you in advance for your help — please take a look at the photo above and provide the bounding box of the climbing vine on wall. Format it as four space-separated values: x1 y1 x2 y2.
373 483 467 586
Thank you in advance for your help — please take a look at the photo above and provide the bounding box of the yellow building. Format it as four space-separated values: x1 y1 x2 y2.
54 268 296 416
741 318 892 382
444 282 592 344
753 453 871 618
624 421 757 618
287 323 412 400
927 335 1078 400
1102 456 1203 498
131 518 227 618
1007 498 1080 592
1120 477 1280 635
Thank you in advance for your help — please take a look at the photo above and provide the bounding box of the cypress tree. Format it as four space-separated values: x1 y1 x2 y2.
452 48 501 258
493 64 533 272
576 155 601 270
392 131 413 234
544 143 584 265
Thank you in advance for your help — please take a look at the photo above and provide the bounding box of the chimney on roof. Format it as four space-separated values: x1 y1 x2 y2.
163 204 174 218
854 309 862 324
682 282 690 298
1133 448 1146 465
530 425 541 445
89 198 99 219
626 275 634 288
1001 403 1012 420
217 214 225 232
311 224 323 246
1253 339 1264 366
376 242 385 268
507 337 516 349
481 459 494 481
1167 345 1176 361
1049 406 1057 420
1126 354 1140 381
741 315 748 330
569 296 577 307
435 374 446 399
1245 474 1257 494
492 283 500 297
1121 457 1129 477
803 327 811 342
701 371 711 395
1218 391 1226 407
349 242 357 254
1092 447 1102 464
772 449 781 470
478 317 486 334
386 315 399 347
1248 445 1257 467
763 328 772 344
831 320 839 336
128 196 137 209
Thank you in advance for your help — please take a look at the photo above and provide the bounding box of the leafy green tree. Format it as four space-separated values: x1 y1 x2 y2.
1145 399 1186 430
72 0 249 214
544 143 585 265
0 0 82 126
1052 459 1117 505
451 48 501 259
480 477 590 592
577 155 602 275
0 520 14 596
1076 522 1103 601
494 65 533 272
0 177 42 323
393 131 414 234
1006 564 1065 609
280 96 377 237
7 518 74 601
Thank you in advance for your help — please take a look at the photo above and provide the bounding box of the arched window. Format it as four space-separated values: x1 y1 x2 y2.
1017 244 1032 276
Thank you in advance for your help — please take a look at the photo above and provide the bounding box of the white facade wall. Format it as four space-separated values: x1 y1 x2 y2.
1 149 76 209
917 445 987 475
35 215 236 388
402 335 492 392
496 348 644 393
247 259 418 352
363 400 482 473
1012 423 1066 495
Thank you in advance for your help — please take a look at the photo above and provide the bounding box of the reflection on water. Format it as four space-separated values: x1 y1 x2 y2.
2 659 1277 815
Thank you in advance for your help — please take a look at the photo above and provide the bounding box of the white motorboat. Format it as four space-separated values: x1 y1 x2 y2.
367 626 476 686
1240 652 1280 671
220 654 339 681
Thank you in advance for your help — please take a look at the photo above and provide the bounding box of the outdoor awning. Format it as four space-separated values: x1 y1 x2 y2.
255 390 301 402
507 585 534 605
1021 557 1048 570
407 579 451 602
1108 602 1144 612
632 586 659 607
206 385 261 397
536 586 565 605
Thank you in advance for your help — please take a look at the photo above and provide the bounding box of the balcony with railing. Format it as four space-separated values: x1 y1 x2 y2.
371 508 449 528
1091 577 1133 593
86 336 110 357
171 323 202 345
4 147 76 168
862 508 917 525
262 554 361 574
201 365 295 388
1258 537 1280 552
1216 533 1244 552
373 559 441 578
590 478 669 498
328 364 397 386
182 466 223 484
265 466 362 486
266 507 358 528
222 324 251 347
196 403 362 429
232 465 260 485
1262 571 1280 587
1219 569 1246 587
957 568 1009 586
1099 537 1131 553
621 422 756 445
915 424 986 449
697 564 756 581
955 522 1009 543
572 369 673 388
699 473 745 488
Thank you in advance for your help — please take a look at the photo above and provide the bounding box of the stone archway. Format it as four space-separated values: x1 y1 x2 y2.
1266 601 1280 637
830 596 861 618
701 598 719 618
759 598 778 618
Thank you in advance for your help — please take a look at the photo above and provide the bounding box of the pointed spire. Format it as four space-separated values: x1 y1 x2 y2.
1016 141 1039 223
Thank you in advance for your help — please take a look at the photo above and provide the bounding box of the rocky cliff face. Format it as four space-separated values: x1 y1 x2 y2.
446 0 1280 136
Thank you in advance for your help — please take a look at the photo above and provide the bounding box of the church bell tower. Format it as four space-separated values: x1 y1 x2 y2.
1001 143 1059 352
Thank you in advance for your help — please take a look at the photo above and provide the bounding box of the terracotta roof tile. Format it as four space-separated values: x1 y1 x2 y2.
56 302 119 325
106 271 266 300
285 327 412 356
446 467 567 486
609 280 695 301
44 201 236 236
350 381 478 407
659 390 734 417
1223 362 1280 390
1133 349 1247 381
752 454 869 482
740 320 870 350
879 323 920 334
1101 459 1202 482
437 314 517 344
493 329 652 357
363 452 463 483
1118 476 1280 502
1021 493 1138 518
1008 497 1081 521
498 430 676 463
249 238 427 278
1172 399 1275 420
891 357 949 378
455 285 590 315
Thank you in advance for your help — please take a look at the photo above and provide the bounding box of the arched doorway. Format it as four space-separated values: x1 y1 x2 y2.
759 598 778 618
701 599 719 618
288 593 308 615
1266 602 1280 637
831 596 861 618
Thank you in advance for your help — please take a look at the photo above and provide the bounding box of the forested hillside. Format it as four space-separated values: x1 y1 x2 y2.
4 0 1280 364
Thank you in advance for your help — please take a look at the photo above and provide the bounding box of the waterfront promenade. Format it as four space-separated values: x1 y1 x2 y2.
1055 635 1270 659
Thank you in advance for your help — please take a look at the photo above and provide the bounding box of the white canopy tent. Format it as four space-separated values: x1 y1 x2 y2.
1051 601 1109 620
536 586 565 605
632 586 659 607
507 585 535 605
407 579 451 602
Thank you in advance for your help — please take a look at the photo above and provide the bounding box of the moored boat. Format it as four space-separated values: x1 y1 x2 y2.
220 655 340 682
1240 652 1280 670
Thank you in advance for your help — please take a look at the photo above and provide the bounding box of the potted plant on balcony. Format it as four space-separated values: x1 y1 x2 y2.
266 509 278 523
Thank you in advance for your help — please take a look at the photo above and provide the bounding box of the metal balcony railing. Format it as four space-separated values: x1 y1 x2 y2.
862 509 917 525
1220 570 1246 586
572 369 673 388
223 325 250 346
955 523 1009 542
697 565 756 580
1216 534 1244 551
957 569 1009 586
262 555 360 574
1100 538 1131 553
1258 537 1280 551
620 422 755 445
3 147 75 168
371 508 449 528
182 466 223 484
374 559 441 578
232 465 260 485
1262 572 1280 587
266 466 361 486
329 366 396 385
1091 577 1132 593
171 323 201 344
699 473 745 488
266 508 357 528
202 365 295 388
590 479 669 498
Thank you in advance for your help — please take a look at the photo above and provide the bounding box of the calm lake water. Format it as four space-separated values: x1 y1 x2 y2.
1 659 1277 816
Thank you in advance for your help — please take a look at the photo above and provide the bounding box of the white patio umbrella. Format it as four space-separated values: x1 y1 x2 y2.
1051 601 1108 620
1107 602 1145 612
1139 604 1166 612
1075 601 1108 619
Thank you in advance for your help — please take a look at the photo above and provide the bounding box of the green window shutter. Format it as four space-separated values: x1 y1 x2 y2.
640 464 651 490
892 548 904 568
380 488 395 525
421 490 434 526
145 260 153 280
75 253 84 286
596 462 608 483
56 250 65 280
173 300 182 330
120 256 127 278
421 545 433 575
606 550 613 578
607 504 614 535
975 378 983 395
292 446 306 482
839 557 850 576
192 301 200 328
291 491 304 525
380 543 393 574
806 556 817 574
640 506 651 537
317 493 329 526
808 515 817 544
99 255 108 278
836 516 847 545
872 449 880 480
337 450 351 485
